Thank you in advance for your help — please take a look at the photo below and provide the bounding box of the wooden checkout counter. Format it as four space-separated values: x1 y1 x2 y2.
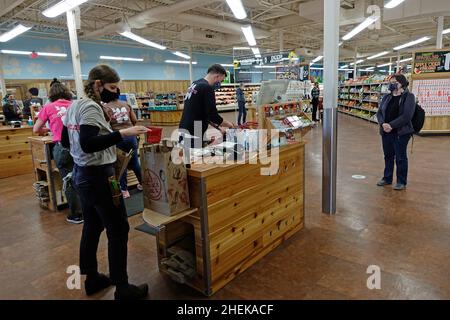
143 141 305 296
0 125 34 179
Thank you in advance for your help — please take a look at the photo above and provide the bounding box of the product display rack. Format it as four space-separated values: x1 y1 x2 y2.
134 92 185 122
215 83 261 111
337 81 391 124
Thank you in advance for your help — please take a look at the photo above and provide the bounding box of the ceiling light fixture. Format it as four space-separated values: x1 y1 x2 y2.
310 67 324 70
241 25 257 47
384 0 405 9
378 62 393 67
165 60 197 65
42 0 89 18
367 51 390 60
233 47 251 50
221 64 234 67
399 57 413 63
99 55 143 62
239 71 263 74
393 36 431 51
172 51 190 59
251 47 260 56
255 65 276 69
0 24 31 42
225 0 247 20
0 49 67 57
341 64 349 69
119 31 166 50
443 28 450 35
311 55 323 64
342 15 379 41
350 59 365 65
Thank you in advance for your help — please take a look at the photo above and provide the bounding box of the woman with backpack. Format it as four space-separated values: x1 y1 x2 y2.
376 74 415 191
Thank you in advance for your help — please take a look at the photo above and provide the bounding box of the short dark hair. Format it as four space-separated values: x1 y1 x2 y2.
207 64 227 76
29 87 39 96
392 74 409 88
49 82 73 102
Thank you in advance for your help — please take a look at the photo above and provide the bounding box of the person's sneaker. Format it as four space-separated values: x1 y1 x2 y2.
85 273 112 296
114 283 149 300
66 216 84 224
121 190 130 199
393 183 406 190
376 179 392 186
137 184 143 191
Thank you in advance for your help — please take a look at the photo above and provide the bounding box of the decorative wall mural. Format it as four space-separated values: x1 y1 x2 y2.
27 62 44 75
42 45 65 64
164 66 176 79
153 53 163 63
3 57 21 76
142 53 151 63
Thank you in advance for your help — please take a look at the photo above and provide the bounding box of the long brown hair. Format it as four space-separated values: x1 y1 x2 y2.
84 65 120 104
49 82 72 102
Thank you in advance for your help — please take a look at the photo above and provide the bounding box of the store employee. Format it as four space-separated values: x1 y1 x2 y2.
179 64 235 145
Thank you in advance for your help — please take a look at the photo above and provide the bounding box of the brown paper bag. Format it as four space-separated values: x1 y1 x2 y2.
114 148 133 181
140 143 190 216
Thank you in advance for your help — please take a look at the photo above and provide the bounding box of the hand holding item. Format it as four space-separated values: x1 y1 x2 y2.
382 123 392 133
120 125 150 137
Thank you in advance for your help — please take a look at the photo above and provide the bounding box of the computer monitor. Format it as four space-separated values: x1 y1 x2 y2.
255 79 289 106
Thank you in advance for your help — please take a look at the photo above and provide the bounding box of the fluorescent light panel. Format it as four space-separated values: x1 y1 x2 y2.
42 0 89 18
119 31 166 50
172 51 190 59
1 49 67 57
367 51 390 60
393 36 431 51
399 57 412 62
384 0 405 9
225 0 247 20
0 24 31 42
342 15 379 41
239 71 262 74
100 55 143 62
255 65 276 68
251 47 260 55
310 67 324 70
165 60 197 65
350 59 365 65
241 25 256 47
221 64 234 67
443 28 450 35
311 55 323 63
378 62 392 67
233 47 251 50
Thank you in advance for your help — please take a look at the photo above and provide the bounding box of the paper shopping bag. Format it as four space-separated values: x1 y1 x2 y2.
140 143 190 216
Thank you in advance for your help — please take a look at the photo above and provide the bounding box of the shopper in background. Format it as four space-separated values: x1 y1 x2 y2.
236 83 246 126
50 78 60 87
23 87 43 119
61 64 150 300
376 74 415 191
311 82 320 123
2 94 22 122
179 64 236 146
102 89 143 199
33 82 83 224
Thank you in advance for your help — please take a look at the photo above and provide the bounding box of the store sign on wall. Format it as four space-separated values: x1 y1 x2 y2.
276 65 310 81
263 53 288 64
413 50 450 74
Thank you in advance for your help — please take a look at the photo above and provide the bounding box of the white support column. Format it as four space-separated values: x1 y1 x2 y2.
189 45 193 83
437 16 444 49
389 57 392 75
279 31 284 53
0 54 6 98
396 52 400 74
66 9 84 98
353 47 357 78
322 0 340 215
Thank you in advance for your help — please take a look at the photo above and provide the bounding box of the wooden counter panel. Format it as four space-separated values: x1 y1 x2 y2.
206 170 303 233
204 148 303 205
0 127 33 178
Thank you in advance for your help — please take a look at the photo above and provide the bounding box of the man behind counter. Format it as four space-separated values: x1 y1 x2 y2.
179 64 236 146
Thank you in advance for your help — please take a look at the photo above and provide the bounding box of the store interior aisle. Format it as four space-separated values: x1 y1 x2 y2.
0 114 449 299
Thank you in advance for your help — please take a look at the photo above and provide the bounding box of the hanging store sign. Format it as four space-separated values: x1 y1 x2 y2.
263 53 289 64
413 50 450 74
275 64 310 81
238 57 263 66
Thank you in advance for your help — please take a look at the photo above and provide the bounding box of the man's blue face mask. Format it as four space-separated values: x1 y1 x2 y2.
214 81 222 90
388 82 399 92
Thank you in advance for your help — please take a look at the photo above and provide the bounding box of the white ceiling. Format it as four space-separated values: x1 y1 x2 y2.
0 0 449 64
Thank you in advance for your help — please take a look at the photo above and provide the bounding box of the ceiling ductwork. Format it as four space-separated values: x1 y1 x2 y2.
83 0 218 38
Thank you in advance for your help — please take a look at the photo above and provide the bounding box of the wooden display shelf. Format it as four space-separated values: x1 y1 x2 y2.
149 109 183 126
142 142 305 296
0 125 34 179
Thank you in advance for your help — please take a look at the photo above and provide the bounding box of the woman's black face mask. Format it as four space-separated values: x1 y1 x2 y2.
100 87 120 103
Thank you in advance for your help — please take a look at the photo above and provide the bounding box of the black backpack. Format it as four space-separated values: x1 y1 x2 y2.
411 103 425 133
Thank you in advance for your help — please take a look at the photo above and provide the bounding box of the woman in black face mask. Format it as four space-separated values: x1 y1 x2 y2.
376 74 416 191
61 64 150 300
102 87 143 199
